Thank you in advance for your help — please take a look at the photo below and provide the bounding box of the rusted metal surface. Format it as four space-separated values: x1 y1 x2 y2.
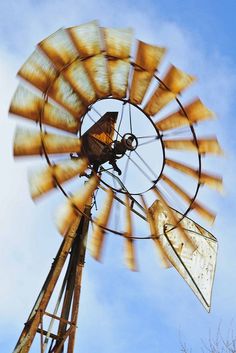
18 49 57 93
10 85 80 134
28 158 88 200
161 174 216 224
149 200 217 312
90 188 114 261
141 195 171 268
103 27 133 98
67 208 90 353
124 195 137 271
144 65 195 116
69 20 101 58
13 127 82 157
48 75 87 117
68 21 109 99
165 159 223 192
163 137 223 155
63 59 96 105
156 98 214 131
83 54 109 98
13 217 82 353
39 28 78 70
130 41 166 104
107 59 130 98
55 176 99 236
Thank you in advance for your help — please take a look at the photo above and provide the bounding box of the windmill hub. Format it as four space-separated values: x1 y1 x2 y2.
112 133 138 156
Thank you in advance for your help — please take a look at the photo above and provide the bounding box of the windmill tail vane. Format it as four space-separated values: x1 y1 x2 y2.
9 19 222 353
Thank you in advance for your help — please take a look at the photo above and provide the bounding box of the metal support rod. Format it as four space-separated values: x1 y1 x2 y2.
67 209 90 353
13 207 90 353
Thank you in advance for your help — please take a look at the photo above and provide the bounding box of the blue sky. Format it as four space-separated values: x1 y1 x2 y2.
0 0 236 352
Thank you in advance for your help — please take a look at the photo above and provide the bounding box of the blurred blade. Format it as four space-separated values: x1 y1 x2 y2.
9 85 80 134
151 187 196 252
107 59 130 98
104 27 133 59
164 137 223 155
18 48 57 93
124 194 137 271
149 199 217 311
38 28 78 70
68 21 109 98
161 174 216 224
68 21 109 97
83 54 109 98
68 20 102 58
18 47 87 116
14 127 81 156
144 65 195 116
63 59 96 105
104 27 133 98
166 158 223 192
48 75 87 116
140 195 171 268
56 175 99 236
156 99 214 131
28 158 88 200
130 41 166 104
90 188 114 261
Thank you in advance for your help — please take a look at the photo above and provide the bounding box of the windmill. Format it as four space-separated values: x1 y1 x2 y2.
9 20 222 353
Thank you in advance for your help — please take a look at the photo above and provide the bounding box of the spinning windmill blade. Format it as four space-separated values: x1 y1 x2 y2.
9 19 223 353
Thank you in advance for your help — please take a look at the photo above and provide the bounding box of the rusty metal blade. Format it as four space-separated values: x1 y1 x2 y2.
151 187 196 253
48 75 87 116
166 159 223 192
63 59 96 105
68 21 109 98
90 188 114 261
28 158 88 200
124 194 137 271
140 195 171 268
164 137 223 155
161 174 216 224
103 27 133 59
56 175 99 236
156 99 214 131
68 20 102 58
107 59 130 98
13 127 81 156
38 28 78 70
130 41 166 104
104 27 133 98
18 48 57 93
149 199 217 311
83 54 109 98
144 65 195 116
9 85 81 134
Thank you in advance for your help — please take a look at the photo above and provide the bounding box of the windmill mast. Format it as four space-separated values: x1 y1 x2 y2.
13 207 90 353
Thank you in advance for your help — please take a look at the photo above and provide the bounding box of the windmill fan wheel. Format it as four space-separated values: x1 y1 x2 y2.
9 20 222 280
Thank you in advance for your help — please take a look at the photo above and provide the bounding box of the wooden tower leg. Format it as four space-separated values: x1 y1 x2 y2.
13 206 91 353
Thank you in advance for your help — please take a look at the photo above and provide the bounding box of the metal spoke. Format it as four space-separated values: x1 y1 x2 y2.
137 135 159 139
116 103 125 140
125 152 153 182
129 103 133 134
133 150 157 179
162 127 191 138
138 138 158 147
122 151 131 186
